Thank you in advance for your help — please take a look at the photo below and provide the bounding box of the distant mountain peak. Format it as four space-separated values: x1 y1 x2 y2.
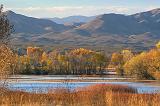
6 10 70 34
150 8 160 15
150 8 160 12
46 15 96 24
5 10 15 15
97 13 126 20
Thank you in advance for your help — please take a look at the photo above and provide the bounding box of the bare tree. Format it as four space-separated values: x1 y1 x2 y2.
0 4 13 44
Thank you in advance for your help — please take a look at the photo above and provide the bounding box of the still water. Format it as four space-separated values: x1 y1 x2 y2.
6 75 160 94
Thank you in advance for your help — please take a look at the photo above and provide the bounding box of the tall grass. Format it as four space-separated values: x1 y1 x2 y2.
0 84 160 106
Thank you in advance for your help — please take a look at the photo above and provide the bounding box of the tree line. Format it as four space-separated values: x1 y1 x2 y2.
8 42 160 80
109 42 160 80
13 47 108 75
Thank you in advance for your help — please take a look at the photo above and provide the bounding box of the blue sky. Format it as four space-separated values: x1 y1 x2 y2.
1 0 160 18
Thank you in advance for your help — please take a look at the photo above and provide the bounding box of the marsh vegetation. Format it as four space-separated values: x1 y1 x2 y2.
1 84 160 106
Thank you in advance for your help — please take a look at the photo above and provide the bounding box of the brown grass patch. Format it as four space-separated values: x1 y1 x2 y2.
0 84 159 106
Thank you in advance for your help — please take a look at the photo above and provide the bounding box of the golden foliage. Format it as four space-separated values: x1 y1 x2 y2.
41 52 48 63
0 45 16 79
156 41 160 49
70 48 94 56
121 49 134 62
27 47 43 59
109 52 123 68
124 49 160 79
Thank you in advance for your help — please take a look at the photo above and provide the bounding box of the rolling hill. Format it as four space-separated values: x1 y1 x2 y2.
7 8 160 50
7 11 71 34
75 8 160 36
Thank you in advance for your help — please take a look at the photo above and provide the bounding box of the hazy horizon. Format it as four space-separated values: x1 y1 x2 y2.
2 0 160 18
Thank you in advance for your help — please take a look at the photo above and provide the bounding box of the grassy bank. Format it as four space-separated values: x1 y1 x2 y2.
0 84 160 106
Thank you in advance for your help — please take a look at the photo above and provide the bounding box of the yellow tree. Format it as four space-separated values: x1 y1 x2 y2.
121 49 134 63
47 50 60 74
17 55 31 74
156 41 160 49
0 45 16 79
0 5 14 81
146 49 160 79
41 52 48 63
124 52 155 79
109 52 123 68
69 48 95 74
27 47 43 67
92 52 107 74
41 52 49 69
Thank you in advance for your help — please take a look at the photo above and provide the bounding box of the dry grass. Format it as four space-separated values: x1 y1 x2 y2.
0 84 160 106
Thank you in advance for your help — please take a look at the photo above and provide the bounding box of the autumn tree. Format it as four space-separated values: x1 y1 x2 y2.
92 53 107 74
124 52 151 79
123 49 160 80
27 47 44 67
121 49 134 63
0 45 16 79
0 5 15 81
109 52 123 75
109 52 123 68
44 48 108 75
18 55 32 74
109 49 134 76
146 49 160 79
156 41 160 49
47 50 63 74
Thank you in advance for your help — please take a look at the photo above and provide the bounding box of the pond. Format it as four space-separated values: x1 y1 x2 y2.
6 75 160 94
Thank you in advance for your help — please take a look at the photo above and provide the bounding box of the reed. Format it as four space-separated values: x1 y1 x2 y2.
0 84 159 106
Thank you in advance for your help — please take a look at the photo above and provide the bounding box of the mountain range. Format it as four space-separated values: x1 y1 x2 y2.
7 11 71 34
6 8 160 50
45 15 96 25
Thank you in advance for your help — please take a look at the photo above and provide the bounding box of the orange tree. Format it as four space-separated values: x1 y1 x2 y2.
0 5 15 81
